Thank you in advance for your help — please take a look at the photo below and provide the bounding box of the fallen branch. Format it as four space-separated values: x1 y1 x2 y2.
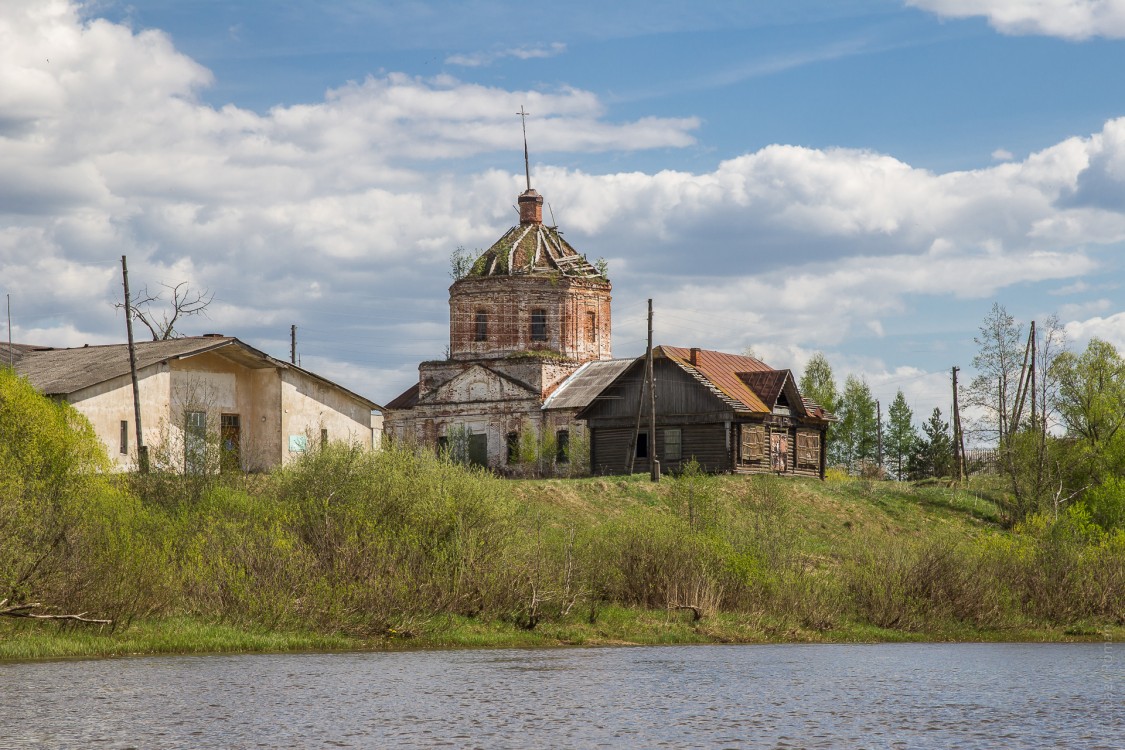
670 604 702 622
0 598 112 625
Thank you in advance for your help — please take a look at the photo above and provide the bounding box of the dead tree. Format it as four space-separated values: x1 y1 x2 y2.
117 281 213 340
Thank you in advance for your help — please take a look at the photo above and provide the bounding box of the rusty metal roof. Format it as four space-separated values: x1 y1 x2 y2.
385 382 420 410
658 346 773 413
467 223 606 280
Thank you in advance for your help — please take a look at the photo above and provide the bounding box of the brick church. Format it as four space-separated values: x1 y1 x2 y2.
383 183 629 469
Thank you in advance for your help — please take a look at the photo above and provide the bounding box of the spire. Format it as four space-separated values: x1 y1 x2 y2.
516 104 542 224
517 105 532 192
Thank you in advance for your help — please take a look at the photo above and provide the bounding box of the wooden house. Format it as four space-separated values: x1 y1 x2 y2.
576 346 835 478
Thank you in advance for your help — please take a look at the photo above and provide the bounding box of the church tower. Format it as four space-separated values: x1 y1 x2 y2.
448 187 612 363
383 110 614 470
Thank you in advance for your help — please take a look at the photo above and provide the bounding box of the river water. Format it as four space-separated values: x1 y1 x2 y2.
0 643 1120 748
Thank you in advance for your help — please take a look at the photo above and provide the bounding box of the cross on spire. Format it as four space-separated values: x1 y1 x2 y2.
517 105 531 192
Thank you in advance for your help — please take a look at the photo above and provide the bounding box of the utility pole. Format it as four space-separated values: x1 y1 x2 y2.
647 298 660 482
6 294 12 369
876 399 883 470
290 324 297 365
952 366 965 482
1029 320 1037 430
121 256 148 473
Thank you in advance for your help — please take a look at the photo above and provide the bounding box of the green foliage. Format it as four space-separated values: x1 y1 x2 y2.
910 408 952 480
1051 338 1125 478
884 390 918 481
834 375 878 472
594 257 609 281
449 246 476 280
1082 477 1125 530
0 369 164 622
800 352 838 415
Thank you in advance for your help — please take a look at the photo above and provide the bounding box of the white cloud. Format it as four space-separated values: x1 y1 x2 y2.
1064 311 1125 350
992 148 1014 161
446 42 567 67
907 0 1125 40
5 1 1125 403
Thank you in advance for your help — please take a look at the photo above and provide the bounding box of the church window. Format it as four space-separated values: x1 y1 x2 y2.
474 310 489 342
507 431 519 463
531 309 547 342
586 311 597 345
556 429 570 463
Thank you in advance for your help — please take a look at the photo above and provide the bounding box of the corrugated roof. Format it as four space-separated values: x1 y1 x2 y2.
658 346 773 413
542 359 635 411
385 382 420 410
12 336 381 409
467 223 606 280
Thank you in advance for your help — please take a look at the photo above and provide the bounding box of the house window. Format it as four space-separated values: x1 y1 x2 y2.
797 431 820 468
741 425 765 461
185 410 207 474
507 431 519 463
556 429 570 463
119 420 128 455
474 310 489 342
635 431 649 459
664 428 682 461
531 309 547 342
321 427 328 446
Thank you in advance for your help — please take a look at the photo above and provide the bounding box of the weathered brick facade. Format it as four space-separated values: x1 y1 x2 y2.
383 186 613 472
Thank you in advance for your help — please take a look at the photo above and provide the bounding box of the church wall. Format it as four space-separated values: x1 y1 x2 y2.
448 276 611 362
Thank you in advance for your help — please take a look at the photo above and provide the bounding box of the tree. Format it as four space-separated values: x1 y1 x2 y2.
1050 338 1125 479
911 408 952 479
799 352 838 416
119 281 213 340
883 390 918 480
966 303 1023 446
835 375 878 472
800 352 840 463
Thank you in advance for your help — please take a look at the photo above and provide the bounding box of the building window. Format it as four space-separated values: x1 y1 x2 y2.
741 425 766 462
185 410 207 474
586 311 597 344
797 431 820 468
531 309 547 342
474 310 489 342
556 429 570 463
664 428 682 461
635 431 649 459
507 431 519 463
220 414 241 473
119 420 128 455
321 427 328 446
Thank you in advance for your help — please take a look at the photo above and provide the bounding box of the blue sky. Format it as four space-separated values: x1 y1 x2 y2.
4 0 1125 428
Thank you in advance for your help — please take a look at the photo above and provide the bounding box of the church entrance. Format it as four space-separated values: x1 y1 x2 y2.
468 433 489 467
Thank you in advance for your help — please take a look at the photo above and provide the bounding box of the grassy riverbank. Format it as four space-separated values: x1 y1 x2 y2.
4 369 1122 660
4 449 1124 660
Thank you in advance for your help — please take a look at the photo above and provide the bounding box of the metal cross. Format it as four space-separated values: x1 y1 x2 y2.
517 105 531 192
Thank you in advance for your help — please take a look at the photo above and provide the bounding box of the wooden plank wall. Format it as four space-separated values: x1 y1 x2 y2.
590 423 730 475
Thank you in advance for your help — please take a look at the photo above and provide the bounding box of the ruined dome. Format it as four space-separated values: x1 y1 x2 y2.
466 190 605 280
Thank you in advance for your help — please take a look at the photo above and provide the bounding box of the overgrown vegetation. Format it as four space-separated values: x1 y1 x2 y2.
2 368 1122 658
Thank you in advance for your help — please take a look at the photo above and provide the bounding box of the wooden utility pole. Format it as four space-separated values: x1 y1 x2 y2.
1029 320 1037 430
952 366 965 482
121 256 148 473
876 399 883 469
6 294 12 370
647 298 660 482
290 324 297 365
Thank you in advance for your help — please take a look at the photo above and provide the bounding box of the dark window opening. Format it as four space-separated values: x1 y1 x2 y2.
556 429 570 463
531 309 547 342
119 420 128 455
185 410 207 474
664 428 682 461
507 431 519 463
321 427 328 446
635 432 649 459
437 436 449 454
474 310 489 342
220 413 241 473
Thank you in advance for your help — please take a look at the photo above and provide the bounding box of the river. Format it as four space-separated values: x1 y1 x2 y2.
0 643 1119 748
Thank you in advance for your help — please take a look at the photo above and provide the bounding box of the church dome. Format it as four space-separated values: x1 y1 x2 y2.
467 190 604 280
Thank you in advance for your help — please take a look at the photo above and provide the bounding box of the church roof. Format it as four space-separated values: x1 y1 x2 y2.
467 220 605 280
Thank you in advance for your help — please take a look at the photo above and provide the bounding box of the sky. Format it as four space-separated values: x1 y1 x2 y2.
3 0 1125 429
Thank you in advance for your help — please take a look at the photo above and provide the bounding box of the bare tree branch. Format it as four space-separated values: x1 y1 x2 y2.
115 282 213 340
0 598 112 625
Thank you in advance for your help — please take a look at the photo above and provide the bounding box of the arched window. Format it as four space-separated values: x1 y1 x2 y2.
474 310 488 342
531 309 547 342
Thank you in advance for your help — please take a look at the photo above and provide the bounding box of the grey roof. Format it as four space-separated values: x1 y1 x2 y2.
542 359 635 411
9 336 381 409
